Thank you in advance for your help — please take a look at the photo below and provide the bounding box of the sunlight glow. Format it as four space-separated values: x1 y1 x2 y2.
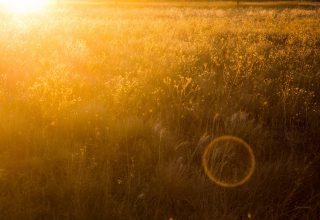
0 0 49 14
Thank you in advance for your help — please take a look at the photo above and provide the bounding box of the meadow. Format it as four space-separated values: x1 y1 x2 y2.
0 2 319 219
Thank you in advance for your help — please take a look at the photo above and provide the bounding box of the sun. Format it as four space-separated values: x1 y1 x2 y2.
0 0 49 14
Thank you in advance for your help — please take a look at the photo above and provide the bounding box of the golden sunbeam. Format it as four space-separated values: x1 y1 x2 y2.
0 0 49 14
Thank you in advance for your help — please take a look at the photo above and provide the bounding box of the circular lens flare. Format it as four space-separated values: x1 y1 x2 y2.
0 0 49 14
202 136 256 187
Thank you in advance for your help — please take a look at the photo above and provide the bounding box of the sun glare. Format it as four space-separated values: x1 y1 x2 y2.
0 0 49 14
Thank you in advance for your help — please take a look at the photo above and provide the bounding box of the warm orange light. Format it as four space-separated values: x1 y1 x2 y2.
0 0 49 14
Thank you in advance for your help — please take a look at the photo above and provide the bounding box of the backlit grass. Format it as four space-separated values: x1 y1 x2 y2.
0 3 319 219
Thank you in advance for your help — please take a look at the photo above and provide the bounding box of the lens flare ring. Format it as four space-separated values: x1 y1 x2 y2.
202 135 256 187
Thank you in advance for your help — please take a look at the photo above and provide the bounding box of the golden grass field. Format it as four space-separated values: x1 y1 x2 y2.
0 1 319 219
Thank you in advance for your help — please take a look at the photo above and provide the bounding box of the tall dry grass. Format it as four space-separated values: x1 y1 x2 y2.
0 4 319 219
